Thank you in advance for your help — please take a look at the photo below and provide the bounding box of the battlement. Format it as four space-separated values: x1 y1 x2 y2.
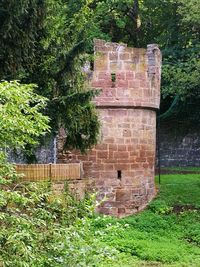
92 39 161 109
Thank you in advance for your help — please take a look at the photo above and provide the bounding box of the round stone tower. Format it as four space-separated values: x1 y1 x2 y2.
58 39 162 217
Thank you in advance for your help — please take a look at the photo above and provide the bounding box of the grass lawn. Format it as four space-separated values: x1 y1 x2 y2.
91 174 200 266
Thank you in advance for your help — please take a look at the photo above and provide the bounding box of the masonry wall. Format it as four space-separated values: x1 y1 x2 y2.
58 39 162 217
158 127 200 167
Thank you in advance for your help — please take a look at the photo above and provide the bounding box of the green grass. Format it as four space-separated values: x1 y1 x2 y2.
91 174 200 266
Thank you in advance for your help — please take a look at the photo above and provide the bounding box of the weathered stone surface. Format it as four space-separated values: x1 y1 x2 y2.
58 39 162 217
157 128 200 168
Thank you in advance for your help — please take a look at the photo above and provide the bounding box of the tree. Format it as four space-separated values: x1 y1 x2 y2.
0 80 49 150
91 0 200 127
29 0 100 152
0 0 45 80
0 0 100 154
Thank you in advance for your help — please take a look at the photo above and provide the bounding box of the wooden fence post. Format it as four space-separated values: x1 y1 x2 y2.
49 163 52 181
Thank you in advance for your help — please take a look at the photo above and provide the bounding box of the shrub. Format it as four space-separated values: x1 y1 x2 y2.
0 157 117 266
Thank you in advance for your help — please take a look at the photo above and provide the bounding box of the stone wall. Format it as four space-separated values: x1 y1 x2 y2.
58 39 162 217
158 127 200 167
7 136 56 164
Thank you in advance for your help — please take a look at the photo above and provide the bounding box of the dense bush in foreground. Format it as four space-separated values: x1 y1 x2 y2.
1 158 200 267
0 158 116 266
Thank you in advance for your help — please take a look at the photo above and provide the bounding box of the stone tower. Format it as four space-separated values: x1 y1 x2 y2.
58 39 162 217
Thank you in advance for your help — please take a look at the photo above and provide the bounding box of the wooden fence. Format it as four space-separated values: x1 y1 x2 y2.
15 163 82 182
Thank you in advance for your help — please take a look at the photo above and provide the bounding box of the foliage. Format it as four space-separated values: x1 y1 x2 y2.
91 0 200 127
33 0 101 152
0 0 45 81
0 157 117 266
1 0 199 149
0 80 50 150
91 174 200 266
0 0 100 154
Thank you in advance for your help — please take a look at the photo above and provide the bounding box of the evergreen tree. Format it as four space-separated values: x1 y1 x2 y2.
0 0 100 153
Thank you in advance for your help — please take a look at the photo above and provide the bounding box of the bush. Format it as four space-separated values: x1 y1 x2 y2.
0 157 117 266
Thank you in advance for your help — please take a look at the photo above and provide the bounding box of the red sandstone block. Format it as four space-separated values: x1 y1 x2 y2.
109 52 118 60
124 62 136 71
135 157 147 163
95 144 108 150
110 62 122 71
118 208 126 214
114 151 129 159
104 159 116 163
140 144 147 151
135 72 146 80
143 89 151 98
101 88 116 98
109 144 118 151
104 137 115 143
102 117 113 123
147 157 155 165
92 80 105 88
117 159 134 164
92 163 104 171
116 80 128 88
128 80 140 88
142 118 147 124
126 72 134 80
131 189 141 195
101 172 117 179
97 151 108 159
98 72 110 80
139 139 148 144
78 155 89 161
90 171 101 178
117 144 127 151
123 129 131 137
115 138 124 144
134 170 144 176
89 150 97 156
83 162 93 169
140 80 148 88
131 163 140 169
131 54 139 63
146 151 154 157
127 145 136 151
95 180 105 186
116 189 131 201
114 163 130 170
118 123 130 128
116 89 129 98
105 179 120 187
116 73 125 80
108 151 114 158
142 163 149 168
123 171 135 177
140 151 146 157
119 53 130 60
108 109 127 116
88 156 97 162
104 164 114 171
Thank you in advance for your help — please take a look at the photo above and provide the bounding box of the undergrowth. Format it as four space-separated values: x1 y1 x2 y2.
0 156 117 266
92 174 200 267
1 154 200 267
